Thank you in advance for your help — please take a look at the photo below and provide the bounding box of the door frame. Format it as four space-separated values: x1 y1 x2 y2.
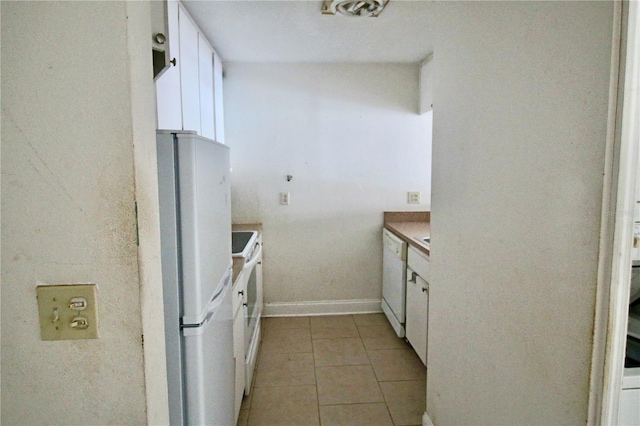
590 1 640 423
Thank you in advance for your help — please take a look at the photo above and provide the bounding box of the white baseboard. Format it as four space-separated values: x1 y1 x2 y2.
263 299 382 317
423 412 434 426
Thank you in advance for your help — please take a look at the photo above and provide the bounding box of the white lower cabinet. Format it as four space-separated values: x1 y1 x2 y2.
405 245 429 366
232 275 246 423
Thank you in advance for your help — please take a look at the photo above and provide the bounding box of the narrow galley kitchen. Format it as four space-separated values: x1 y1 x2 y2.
2 0 628 426
240 314 426 426
152 0 433 425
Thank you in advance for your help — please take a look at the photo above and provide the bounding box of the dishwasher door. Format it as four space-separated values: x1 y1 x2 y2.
381 228 407 337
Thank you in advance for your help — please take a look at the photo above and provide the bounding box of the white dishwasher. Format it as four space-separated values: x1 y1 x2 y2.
382 228 407 337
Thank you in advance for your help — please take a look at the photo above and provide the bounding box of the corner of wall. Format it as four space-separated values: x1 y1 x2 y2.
418 53 434 115
124 1 170 424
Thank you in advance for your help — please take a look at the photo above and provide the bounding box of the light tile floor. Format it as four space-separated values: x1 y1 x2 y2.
238 313 426 426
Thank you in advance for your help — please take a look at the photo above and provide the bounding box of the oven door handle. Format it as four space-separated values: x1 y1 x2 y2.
242 242 262 272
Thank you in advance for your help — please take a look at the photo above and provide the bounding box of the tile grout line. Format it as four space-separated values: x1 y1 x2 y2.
310 318 322 426
353 318 397 425
245 314 423 426
357 319 406 426
363 325 397 426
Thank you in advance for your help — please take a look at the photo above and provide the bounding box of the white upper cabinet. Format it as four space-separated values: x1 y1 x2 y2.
156 0 183 130
178 4 200 134
213 51 225 143
198 34 215 140
155 1 224 140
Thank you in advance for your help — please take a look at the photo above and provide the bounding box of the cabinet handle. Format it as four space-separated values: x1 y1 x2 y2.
238 290 244 296
410 271 418 283
243 303 248 307
170 58 177 66
422 286 428 293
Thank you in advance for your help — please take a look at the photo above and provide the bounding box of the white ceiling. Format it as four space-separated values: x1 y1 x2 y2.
182 0 435 63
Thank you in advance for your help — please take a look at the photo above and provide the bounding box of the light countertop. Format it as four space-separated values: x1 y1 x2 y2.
383 212 430 256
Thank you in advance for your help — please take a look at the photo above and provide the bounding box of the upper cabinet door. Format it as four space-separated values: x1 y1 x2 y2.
156 0 182 130
198 34 215 140
213 51 225 143
178 4 201 134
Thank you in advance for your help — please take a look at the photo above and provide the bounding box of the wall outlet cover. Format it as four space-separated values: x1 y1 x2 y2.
408 191 421 204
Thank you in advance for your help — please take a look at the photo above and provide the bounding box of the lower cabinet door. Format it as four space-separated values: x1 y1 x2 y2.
406 266 428 365
233 305 245 422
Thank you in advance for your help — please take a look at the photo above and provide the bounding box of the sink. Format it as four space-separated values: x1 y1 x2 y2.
415 236 430 245
232 231 257 257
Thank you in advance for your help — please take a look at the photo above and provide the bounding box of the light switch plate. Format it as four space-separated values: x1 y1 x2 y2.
36 284 99 341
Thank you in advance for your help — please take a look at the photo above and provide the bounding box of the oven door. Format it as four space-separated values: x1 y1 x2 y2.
242 241 262 352
241 239 263 394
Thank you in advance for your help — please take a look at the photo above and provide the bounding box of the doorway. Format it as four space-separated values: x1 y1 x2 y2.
592 0 640 423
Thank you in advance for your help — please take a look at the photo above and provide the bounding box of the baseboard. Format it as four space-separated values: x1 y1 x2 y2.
263 299 382 317
423 412 434 426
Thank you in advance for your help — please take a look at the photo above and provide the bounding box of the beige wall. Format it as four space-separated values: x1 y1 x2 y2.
428 2 614 424
0 1 618 423
1 2 163 423
224 63 432 312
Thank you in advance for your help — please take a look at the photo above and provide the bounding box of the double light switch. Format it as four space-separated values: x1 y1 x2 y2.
36 284 99 341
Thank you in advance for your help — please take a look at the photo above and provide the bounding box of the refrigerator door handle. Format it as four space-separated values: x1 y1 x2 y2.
182 272 231 329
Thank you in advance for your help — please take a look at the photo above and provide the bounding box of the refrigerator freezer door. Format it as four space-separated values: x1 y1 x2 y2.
182 273 234 426
177 134 232 323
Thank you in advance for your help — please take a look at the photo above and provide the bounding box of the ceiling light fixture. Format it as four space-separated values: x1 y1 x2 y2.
322 0 389 17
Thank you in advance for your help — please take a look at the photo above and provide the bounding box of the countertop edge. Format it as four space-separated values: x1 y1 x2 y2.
232 223 263 232
384 221 430 257
383 211 430 223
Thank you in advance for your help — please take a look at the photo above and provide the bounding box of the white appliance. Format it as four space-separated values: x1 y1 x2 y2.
619 367 640 425
156 130 234 426
232 231 263 393
621 263 640 425
382 228 408 337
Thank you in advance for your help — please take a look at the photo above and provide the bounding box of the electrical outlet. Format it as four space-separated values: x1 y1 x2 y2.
280 192 290 205
36 284 99 341
408 192 421 204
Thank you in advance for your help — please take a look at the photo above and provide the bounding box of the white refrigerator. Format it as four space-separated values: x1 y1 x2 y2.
156 130 234 426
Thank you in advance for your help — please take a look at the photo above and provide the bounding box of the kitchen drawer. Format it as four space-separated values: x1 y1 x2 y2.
408 245 430 281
